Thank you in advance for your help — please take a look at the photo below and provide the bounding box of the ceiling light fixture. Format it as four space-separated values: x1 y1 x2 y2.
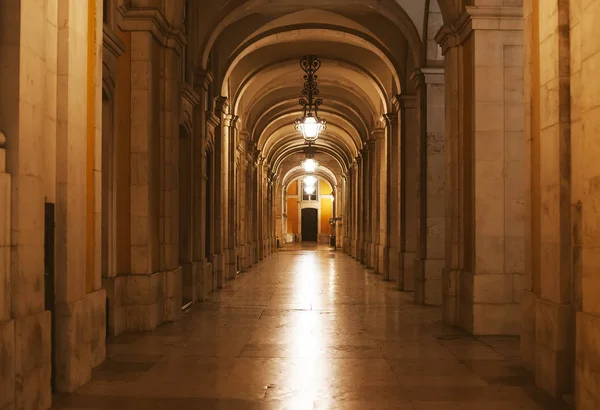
301 146 319 173
303 175 317 195
295 55 326 143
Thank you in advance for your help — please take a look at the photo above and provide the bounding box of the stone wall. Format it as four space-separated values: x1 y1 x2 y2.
523 0 600 406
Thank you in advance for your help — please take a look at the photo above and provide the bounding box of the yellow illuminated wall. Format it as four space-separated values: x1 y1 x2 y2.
287 180 299 234
288 180 298 195
319 180 333 234
287 197 298 233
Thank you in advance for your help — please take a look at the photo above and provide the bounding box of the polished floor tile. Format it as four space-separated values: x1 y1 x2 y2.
52 245 571 410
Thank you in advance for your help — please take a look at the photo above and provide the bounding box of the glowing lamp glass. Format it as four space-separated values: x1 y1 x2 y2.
302 158 318 173
304 175 317 186
296 114 325 142
304 184 316 195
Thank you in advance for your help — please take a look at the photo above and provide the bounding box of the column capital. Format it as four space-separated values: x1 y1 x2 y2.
410 67 445 89
223 114 239 128
369 128 385 140
383 112 398 124
194 69 214 90
216 96 229 115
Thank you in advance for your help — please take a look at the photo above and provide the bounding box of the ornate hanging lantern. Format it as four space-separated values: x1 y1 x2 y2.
294 55 327 143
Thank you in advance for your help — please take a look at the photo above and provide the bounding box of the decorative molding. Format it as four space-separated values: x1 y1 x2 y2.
368 128 385 141
435 6 523 55
194 69 214 90
397 94 417 109
103 24 126 59
180 83 201 107
207 112 220 128
410 67 444 88
215 96 230 115
117 5 186 55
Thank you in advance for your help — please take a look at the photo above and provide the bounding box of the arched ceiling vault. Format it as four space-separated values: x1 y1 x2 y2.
193 0 452 174
233 59 388 123
283 166 338 192
198 0 426 69
269 140 351 176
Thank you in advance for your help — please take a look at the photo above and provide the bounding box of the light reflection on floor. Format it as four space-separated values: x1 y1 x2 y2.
52 244 571 410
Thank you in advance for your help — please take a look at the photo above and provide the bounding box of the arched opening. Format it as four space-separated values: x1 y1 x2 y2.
301 208 318 242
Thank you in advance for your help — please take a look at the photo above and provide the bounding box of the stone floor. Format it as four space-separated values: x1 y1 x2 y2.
53 244 571 410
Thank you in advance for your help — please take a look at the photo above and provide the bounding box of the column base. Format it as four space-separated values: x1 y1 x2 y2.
214 253 225 288
55 289 106 392
388 246 401 284
534 297 574 397
378 245 389 279
103 268 182 336
576 311 600 410
239 244 249 271
442 268 459 327
371 243 378 272
1 311 51 409
520 290 538 372
453 270 520 335
402 252 416 291
414 257 443 305
361 241 369 265
194 259 213 302
182 262 194 305
227 248 237 280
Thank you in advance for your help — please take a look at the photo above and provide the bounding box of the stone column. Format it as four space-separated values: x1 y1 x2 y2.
257 159 265 260
361 146 371 265
371 128 387 276
411 67 446 306
226 115 238 280
0 1 52 405
159 45 182 321
522 0 576 399
354 157 362 259
399 96 419 292
193 70 211 301
385 108 401 284
54 0 105 392
437 6 524 333
238 137 249 271
214 99 229 288
568 0 600 407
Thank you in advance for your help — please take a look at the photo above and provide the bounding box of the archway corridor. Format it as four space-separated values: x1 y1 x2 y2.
0 0 596 409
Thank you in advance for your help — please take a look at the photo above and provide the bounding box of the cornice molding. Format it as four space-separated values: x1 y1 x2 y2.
435 6 523 55
410 67 445 88
117 5 186 55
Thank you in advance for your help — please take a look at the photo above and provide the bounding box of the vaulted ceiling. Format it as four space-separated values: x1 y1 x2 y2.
186 0 447 188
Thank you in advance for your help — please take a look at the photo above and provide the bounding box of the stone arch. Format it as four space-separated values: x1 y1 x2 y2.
197 0 425 69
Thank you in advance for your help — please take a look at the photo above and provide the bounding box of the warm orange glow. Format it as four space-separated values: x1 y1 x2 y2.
288 180 298 195
287 197 298 233
320 196 332 234
86 0 96 292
